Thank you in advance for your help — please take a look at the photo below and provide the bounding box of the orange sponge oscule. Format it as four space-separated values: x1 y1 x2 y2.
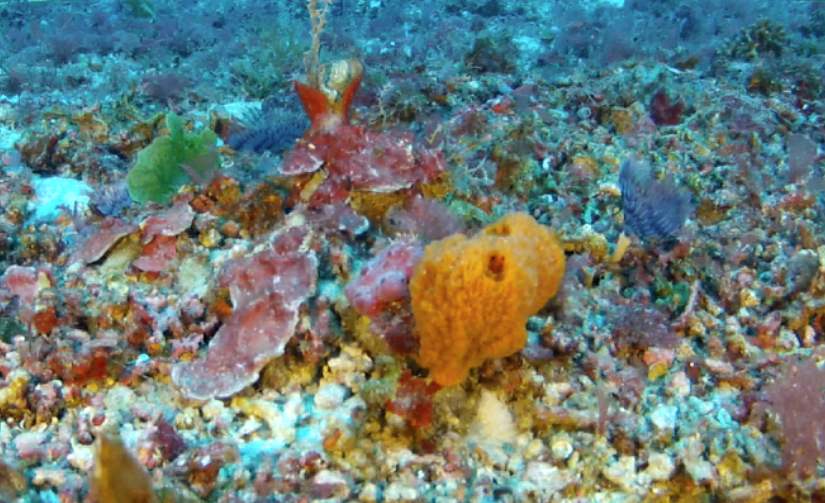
410 212 566 386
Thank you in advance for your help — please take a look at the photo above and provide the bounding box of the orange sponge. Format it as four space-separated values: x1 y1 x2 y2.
410 213 566 386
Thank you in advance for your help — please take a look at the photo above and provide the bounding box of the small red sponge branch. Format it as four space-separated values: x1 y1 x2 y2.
294 59 364 132
337 70 362 123
294 82 332 130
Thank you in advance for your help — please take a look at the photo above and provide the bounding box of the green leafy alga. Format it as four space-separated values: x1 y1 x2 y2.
126 112 218 205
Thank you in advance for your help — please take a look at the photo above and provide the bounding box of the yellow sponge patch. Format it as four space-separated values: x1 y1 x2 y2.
410 213 566 386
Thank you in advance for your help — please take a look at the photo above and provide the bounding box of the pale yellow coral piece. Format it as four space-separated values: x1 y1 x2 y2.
90 433 157 503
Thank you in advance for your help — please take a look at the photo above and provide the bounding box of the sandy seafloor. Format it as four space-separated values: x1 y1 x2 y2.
1 0 825 501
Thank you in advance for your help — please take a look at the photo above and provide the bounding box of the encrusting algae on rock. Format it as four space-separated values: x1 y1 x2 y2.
410 212 566 386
